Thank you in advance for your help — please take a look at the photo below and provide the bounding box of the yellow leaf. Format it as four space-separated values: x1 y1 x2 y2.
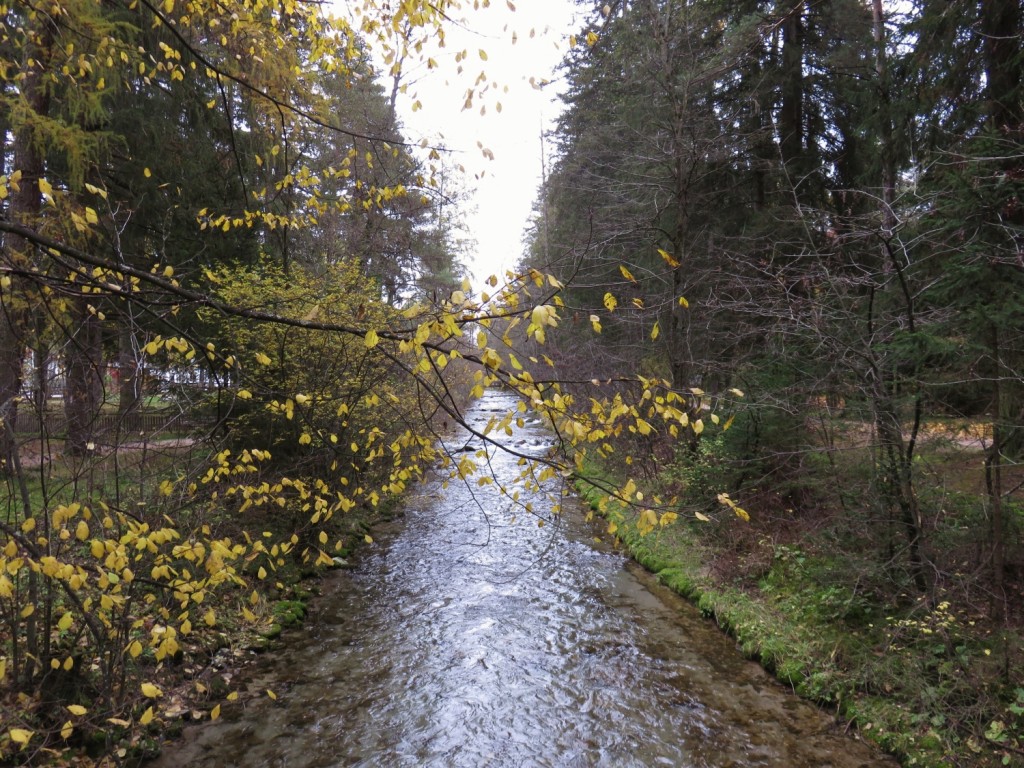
203 609 216 627
211 704 221 720
85 207 98 225
129 640 143 658
140 706 154 726
38 178 53 197
678 296 689 308
481 348 502 369
650 321 660 341
603 292 617 312
76 520 89 541
143 167 152 178
61 721 73 739
227 691 239 701
57 612 73 631
237 389 252 400
8 728 32 745
266 689 277 700
657 248 680 268
255 352 272 366
619 264 636 283
141 682 162 698
364 329 380 348
695 511 710 522
364 534 373 544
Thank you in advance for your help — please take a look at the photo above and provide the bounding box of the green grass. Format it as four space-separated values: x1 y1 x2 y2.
574 457 1023 768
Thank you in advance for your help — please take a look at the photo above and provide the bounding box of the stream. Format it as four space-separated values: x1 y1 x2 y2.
151 390 894 767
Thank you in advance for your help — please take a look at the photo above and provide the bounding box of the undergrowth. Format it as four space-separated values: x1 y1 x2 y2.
575 440 1024 768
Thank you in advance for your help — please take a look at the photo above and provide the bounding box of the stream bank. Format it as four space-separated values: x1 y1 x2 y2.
575 467 1016 768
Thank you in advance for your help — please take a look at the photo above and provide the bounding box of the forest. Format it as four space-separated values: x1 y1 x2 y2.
525 0 1024 765
0 0 1021 766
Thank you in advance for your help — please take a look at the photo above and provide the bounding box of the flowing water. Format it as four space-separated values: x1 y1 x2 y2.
152 391 894 768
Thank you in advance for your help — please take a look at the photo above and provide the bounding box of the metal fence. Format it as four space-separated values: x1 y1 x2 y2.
12 408 195 439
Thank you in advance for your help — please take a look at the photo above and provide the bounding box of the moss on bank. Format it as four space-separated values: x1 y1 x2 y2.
574 468 1022 768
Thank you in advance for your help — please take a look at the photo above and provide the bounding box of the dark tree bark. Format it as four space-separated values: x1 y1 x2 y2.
1 19 51 476
779 0 805 178
2 14 53 686
63 297 105 455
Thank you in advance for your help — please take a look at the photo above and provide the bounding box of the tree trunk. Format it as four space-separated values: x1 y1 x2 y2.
2 17 51 475
874 393 928 593
63 297 105 455
981 0 1022 136
117 322 142 427
0 66 16 474
986 322 1007 618
0 308 24 474
4 15 53 686
872 0 895 232
779 0 805 177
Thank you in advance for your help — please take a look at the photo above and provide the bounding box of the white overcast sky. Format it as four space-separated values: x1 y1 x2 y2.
338 1 580 288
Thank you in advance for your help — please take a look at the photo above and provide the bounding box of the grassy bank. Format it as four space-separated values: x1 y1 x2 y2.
574 461 1023 768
